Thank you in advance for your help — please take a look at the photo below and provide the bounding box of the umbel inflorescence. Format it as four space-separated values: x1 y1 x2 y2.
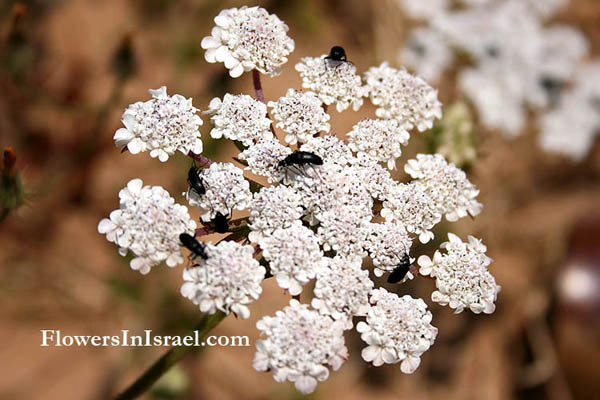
98 5 499 395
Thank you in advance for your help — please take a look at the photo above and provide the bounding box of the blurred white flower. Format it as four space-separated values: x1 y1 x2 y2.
98 178 196 274
253 299 348 394
418 233 500 314
181 241 265 319
357 288 437 373
347 118 410 170
113 87 203 162
397 0 449 20
537 91 600 162
295 55 366 112
186 162 251 221
458 63 526 136
206 94 273 146
364 62 442 131
268 89 330 145
201 6 294 77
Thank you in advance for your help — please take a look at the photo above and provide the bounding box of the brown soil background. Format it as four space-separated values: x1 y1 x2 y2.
1 0 600 399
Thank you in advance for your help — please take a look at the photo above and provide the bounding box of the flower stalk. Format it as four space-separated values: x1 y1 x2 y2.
252 70 265 103
113 311 226 400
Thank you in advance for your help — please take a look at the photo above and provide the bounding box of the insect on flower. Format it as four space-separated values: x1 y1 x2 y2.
387 253 411 284
180 233 209 261
211 211 230 234
278 150 324 181
187 164 206 195
278 151 324 168
324 46 351 69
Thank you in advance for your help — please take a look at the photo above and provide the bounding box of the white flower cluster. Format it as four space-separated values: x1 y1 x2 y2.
253 300 348 395
366 222 413 280
98 179 196 274
418 233 500 314
201 6 294 77
311 256 374 328
405 154 482 221
206 94 272 146
259 222 325 296
299 135 353 165
268 89 331 145
364 62 442 131
357 288 438 374
397 0 599 160
347 119 410 170
381 182 442 244
295 55 365 112
99 6 499 396
238 138 291 183
181 241 265 319
248 185 304 242
114 87 203 162
186 162 251 221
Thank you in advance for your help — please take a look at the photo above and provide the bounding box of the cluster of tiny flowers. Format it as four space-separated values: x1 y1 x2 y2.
98 179 196 274
201 6 294 77
206 94 272 146
247 185 304 242
258 222 326 296
299 135 354 166
347 119 410 170
311 256 374 328
364 62 442 131
405 154 482 221
180 241 265 319
99 6 499 396
381 182 442 244
295 55 365 112
357 288 438 374
186 162 251 221
366 222 413 280
268 89 331 145
114 87 203 162
238 138 291 183
396 0 599 160
253 300 348 395
418 233 500 314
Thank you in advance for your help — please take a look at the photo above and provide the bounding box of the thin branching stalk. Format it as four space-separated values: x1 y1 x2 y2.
113 311 226 400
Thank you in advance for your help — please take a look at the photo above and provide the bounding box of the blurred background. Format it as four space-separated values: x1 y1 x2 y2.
1 0 599 399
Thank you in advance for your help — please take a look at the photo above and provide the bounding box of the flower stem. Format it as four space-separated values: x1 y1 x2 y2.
252 70 265 103
113 311 226 400
188 151 214 167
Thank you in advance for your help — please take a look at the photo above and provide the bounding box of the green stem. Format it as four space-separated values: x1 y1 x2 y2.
113 311 227 400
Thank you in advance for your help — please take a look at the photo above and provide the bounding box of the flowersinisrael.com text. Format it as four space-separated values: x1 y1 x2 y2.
40 330 249 347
